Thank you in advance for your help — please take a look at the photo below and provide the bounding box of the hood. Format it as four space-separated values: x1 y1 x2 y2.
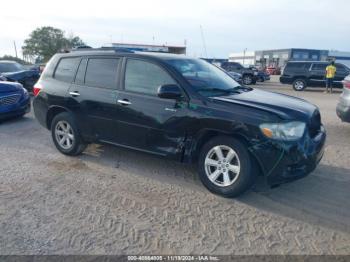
212 88 318 121
0 81 24 93
1 70 39 81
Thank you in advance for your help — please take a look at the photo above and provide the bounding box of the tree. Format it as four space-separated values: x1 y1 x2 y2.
22 26 86 62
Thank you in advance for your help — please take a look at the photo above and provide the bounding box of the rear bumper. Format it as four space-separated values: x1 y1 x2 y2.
250 125 326 186
336 102 350 123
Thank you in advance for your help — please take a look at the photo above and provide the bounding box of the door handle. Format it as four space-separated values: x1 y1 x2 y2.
117 99 131 106
69 91 80 97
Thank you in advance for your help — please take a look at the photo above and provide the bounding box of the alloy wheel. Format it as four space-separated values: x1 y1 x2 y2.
204 145 241 187
55 120 75 150
294 80 305 90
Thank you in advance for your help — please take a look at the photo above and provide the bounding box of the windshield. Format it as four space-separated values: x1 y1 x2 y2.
165 58 241 96
0 62 24 73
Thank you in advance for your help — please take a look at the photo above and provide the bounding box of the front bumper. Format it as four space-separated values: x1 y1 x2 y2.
279 76 295 84
336 102 350 123
250 125 326 186
0 97 30 120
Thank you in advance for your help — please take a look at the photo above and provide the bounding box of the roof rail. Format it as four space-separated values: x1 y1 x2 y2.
71 46 134 53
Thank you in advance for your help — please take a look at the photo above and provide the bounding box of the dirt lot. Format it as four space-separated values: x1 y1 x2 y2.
0 77 349 255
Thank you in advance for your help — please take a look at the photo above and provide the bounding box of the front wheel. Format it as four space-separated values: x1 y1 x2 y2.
198 136 256 197
51 112 87 156
292 79 307 91
242 75 253 85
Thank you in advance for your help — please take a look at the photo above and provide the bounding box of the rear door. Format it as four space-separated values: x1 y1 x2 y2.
68 56 122 142
113 58 189 159
309 63 327 85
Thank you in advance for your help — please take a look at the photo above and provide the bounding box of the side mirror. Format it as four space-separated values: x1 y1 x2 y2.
157 84 182 99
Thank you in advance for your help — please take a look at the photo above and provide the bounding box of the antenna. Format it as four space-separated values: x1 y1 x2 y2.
200 25 208 58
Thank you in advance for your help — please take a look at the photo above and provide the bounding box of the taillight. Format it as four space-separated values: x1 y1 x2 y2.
33 83 42 96
344 80 350 89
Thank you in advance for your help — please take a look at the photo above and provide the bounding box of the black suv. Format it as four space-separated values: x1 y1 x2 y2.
33 50 326 197
220 62 258 85
280 61 350 91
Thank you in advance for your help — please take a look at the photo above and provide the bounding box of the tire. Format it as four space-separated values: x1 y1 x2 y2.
292 79 307 91
51 112 87 156
198 136 256 198
259 76 265 82
242 74 253 85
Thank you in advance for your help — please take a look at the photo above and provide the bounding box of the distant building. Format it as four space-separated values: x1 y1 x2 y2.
229 51 255 66
254 48 328 68
109 42 186 54
229 48 350 68
328 50 350 68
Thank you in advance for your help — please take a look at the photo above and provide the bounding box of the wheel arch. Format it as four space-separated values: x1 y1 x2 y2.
46 106 71 130
186 129 264 176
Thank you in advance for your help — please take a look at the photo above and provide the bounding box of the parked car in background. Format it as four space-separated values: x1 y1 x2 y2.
33 50 326 197
266 66 281 75
0 81 30 120
227 71 242 83
280 61 350 91
0 60 40 92
245 65 270 82
336 75 350 123
220 62 258 85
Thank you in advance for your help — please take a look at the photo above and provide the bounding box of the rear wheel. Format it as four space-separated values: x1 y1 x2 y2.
51 112 87 156
198 136 256 197
293 79 307 91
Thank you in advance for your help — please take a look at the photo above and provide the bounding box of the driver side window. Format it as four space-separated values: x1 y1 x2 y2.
125 59 176 95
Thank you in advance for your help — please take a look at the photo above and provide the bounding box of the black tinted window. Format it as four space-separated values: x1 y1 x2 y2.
85 58 120 89
312 63 327 71
74 58 87 84
54 57 80 82
125 59 176 95
335 64 349 73
221 62 241 71
285 63 309 70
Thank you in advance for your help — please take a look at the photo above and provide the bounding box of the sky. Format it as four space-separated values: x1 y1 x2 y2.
1 0 350 59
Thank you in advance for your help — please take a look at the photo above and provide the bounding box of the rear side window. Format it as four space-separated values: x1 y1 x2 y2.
125 59 176 95
54 57 80 82
285 63 309 71
311 63 327 71
85 58 120 89
74 58 87 85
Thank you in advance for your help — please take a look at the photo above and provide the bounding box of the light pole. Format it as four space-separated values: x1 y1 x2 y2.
243 48 247 66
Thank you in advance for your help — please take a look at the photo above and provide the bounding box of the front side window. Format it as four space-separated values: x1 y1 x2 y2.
312 63 327 71
165 58 241 97
85 58 120 89
54 57 80 83
125 59 176 95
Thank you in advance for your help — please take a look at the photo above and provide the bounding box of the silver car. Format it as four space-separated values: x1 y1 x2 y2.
336 75 350 122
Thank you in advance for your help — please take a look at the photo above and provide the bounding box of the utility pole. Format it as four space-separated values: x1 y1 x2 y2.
13 41 18 58
200 25 208 58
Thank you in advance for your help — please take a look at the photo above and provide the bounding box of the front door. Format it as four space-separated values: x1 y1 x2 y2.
113 58 189 159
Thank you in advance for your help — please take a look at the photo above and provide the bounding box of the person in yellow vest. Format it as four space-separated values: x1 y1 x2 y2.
325 61 336 93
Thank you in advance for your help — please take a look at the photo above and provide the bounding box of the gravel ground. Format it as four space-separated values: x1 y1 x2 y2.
0 77 349 255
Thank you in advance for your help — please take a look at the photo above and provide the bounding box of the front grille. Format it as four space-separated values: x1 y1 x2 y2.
0 94 21 106
309 110 321 137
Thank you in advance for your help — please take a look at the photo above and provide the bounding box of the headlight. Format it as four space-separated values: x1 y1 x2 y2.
260 121 306 141
254 72 258 76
